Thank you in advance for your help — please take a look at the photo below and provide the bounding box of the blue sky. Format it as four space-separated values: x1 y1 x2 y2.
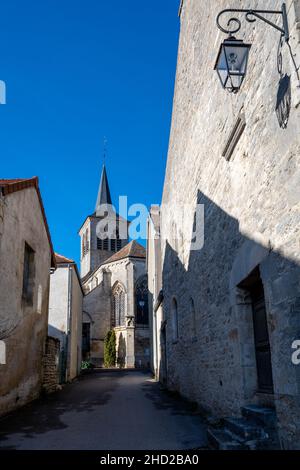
0 0 179 265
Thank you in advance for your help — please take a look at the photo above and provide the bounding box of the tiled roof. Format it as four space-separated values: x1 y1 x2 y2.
103 240 146 265
0 177 56 268
55 253 75 264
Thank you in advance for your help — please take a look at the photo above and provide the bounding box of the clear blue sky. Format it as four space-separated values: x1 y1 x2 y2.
0 0 179 265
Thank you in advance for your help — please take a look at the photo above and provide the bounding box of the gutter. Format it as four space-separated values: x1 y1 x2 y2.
154 290 164 313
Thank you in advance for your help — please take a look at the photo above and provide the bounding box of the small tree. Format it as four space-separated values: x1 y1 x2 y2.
104 329 116 368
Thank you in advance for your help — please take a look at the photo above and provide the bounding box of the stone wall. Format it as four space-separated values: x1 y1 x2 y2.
83 257 149 368
0 187 52 416
160 0 300 449
42 336 60 394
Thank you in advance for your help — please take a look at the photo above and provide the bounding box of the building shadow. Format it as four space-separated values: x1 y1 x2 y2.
159 190 300 448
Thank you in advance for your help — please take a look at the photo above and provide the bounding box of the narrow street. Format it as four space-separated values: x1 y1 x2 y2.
0 371 207 450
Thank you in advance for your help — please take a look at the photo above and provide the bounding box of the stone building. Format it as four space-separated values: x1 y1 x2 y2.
150 0 300 449
48 253 83 382
0 177 55 416
80 165 150 368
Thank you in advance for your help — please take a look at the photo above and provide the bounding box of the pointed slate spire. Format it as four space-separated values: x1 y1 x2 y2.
95 164 112 212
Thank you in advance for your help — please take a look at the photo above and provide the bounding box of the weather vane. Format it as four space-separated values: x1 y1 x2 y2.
103 136 108 164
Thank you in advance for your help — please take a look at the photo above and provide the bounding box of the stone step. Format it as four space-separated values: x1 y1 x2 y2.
207 427 248 450
241 405 277 428
224 417 267 440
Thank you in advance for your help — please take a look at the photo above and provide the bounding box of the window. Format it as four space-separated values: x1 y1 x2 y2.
111 239 116 252
190 298 197 340
86 229 89 253
135 276 149 325
117 238 122 251
171 298 179 342
81 237 85 258
103 238 109 250
222 112 246 161
22 242 35 304
112 284 125 327
97 237 103 250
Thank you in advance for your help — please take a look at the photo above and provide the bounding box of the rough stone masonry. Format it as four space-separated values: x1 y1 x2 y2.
159 0 300 449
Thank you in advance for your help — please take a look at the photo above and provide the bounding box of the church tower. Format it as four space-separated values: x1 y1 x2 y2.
79 164 129 279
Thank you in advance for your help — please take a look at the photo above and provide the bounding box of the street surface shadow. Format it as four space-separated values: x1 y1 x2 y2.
0 370 121 448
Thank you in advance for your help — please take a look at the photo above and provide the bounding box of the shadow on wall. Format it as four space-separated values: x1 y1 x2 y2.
160 190 300 448
117 332 126 369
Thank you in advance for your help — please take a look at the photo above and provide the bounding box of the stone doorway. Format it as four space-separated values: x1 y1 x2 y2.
238 267 274 395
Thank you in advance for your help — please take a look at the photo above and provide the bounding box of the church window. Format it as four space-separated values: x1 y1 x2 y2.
112 284 126 327
22 242 35 305
135 276 149 326
103 238 109 250
82 237 85 258
117 239 122 251
86 229 89 253
171 298 179 342
111 239 116 252
97 237 103 250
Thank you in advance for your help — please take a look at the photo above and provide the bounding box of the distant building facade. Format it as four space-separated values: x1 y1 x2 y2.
80 165 150 368
0 178 55 416
48 253 83 382
151 0 300 449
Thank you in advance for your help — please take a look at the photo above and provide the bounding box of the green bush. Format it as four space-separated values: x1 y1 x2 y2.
81 360 93 370
104 329 116 368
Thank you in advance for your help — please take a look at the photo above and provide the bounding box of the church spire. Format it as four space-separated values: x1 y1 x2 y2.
95 164 112 212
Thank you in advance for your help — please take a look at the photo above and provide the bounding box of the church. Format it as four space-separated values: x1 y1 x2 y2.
79 165 150 368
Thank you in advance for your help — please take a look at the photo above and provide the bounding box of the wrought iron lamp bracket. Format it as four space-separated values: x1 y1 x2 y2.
216 3 289 42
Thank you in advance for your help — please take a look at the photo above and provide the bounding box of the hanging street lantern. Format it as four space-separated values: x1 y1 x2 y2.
214 36 251 93
214 3 289 93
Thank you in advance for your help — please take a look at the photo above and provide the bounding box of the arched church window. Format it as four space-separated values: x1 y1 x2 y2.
135 276 149 326
112 283 126 327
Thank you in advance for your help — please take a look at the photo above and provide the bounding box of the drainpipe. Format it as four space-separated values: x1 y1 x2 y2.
154 290 163 380
66 265 73 382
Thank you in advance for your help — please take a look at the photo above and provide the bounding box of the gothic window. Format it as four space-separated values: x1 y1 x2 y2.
103 238 109 250
135 276 149 326
97 237 103 250
171 298 179 342
112 283 125 327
